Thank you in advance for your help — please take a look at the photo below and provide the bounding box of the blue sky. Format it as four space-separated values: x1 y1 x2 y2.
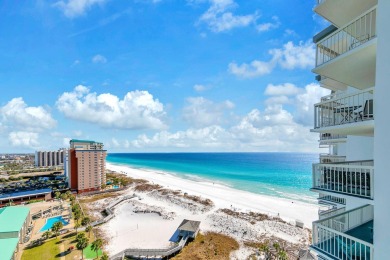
0 0 329 153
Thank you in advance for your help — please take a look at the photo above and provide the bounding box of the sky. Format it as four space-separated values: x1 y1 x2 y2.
0 0 330 153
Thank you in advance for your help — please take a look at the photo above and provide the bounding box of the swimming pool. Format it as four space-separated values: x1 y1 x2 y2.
40 216 69 232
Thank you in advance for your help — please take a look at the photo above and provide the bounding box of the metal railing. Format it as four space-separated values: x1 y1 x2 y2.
314 88 374 129
316 7 376 67
313 161 374 199
318 194 346 205
319 154 346 164
320 133 347 141
319 207 345 220
312 205 374 260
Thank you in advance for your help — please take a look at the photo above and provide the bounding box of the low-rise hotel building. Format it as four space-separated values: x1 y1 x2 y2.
0 206 31 260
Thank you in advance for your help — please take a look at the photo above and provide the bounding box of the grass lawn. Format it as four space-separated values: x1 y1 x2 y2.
84 243 103 259
22 238 61 260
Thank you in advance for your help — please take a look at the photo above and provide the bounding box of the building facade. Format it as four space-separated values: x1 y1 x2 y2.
309 0 388 259
0 206 31 260
34 149 65 167
67 139 107 193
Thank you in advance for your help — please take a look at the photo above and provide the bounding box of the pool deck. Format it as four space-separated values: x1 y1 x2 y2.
39 216 70 232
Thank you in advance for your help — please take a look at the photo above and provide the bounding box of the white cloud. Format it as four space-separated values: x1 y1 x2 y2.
92 54 107 64
229 40 315 78
198 0 258 32
9 131 39 148
0 97 57 131
193 84 207 92
294 83 330 126
54 0 106 18
56 85 167 130
182 97 235 128
124 82 326 152
256 16 280 32
264 83 302 96
228 59 277 78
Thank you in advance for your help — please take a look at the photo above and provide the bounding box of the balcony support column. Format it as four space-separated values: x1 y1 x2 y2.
374 1 390 259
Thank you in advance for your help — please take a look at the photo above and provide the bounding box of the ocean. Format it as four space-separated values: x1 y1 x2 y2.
107 153 318 205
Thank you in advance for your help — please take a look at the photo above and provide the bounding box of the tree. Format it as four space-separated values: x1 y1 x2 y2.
74 222 81 234
42 230 52 240
52 221 64 239
81 217 90 227
54 191 61 199
73 209 81 224
76 236 89 260
60 193 68 201
85 226 93 238
100 252 109 260
76 232 86 241
91 239 103 259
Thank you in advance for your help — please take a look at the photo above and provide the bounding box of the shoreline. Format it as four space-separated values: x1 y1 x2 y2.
106 162 318 228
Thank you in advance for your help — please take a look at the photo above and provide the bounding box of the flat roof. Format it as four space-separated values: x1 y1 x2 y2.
0 237 19 260
178 219 201 233
70 139 102 144
0 188 52 200
0 206 30 233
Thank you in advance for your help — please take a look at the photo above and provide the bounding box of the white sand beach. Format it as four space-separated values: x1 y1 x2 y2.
86 163 319 258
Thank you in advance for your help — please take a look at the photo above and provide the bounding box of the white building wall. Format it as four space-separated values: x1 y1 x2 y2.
374 0 390 258
346 136 374 161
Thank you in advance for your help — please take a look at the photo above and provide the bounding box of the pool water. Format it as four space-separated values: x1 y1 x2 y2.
40 216 69 232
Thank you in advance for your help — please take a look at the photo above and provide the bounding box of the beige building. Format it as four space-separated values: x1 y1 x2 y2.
67 139 106 193
35 149 65 167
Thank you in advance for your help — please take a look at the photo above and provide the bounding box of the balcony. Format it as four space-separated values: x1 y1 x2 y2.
313 88 374 136
319 133 347 145
313 7 377 89
314 0 377 28
319 154 346 164
318 194 346 206
312 161 374 199
319 207 345 220
312 205 374 260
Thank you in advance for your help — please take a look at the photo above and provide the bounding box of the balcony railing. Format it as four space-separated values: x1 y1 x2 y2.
314 88 374 129
318 194 346 205
316 7 376 67
313 161 374 199
312 205 373 260
319 154 346 164
319 207 345 220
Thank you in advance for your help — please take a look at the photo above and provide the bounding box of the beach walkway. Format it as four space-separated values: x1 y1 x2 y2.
110 219 201 260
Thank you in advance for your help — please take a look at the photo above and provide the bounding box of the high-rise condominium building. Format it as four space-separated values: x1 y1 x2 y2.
67 139 107 193
310 1 389 259
35 149 65 167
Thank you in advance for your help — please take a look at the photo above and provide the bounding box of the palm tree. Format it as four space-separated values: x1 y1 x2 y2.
42 230 52 240
76 232 86 241
76 236 89 260
74 222 81 234
81 217 90 227
51 221 64 239
60 193 68 201
85 226 92 238
100 252 109 260
54 191 61 199
91 239 103 259
73 209 81 224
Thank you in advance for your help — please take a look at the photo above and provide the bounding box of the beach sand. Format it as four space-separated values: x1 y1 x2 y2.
90 163 319 258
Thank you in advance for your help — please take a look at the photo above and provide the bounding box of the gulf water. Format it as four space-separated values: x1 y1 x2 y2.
107 153 318 205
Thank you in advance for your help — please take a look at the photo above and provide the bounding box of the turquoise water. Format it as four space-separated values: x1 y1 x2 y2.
107 153 318 204
40 216 69 232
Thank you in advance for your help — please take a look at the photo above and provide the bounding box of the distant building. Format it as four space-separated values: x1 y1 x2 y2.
0 189 52 208
67 139 107 193
0 206 31 260
34 149 65 167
